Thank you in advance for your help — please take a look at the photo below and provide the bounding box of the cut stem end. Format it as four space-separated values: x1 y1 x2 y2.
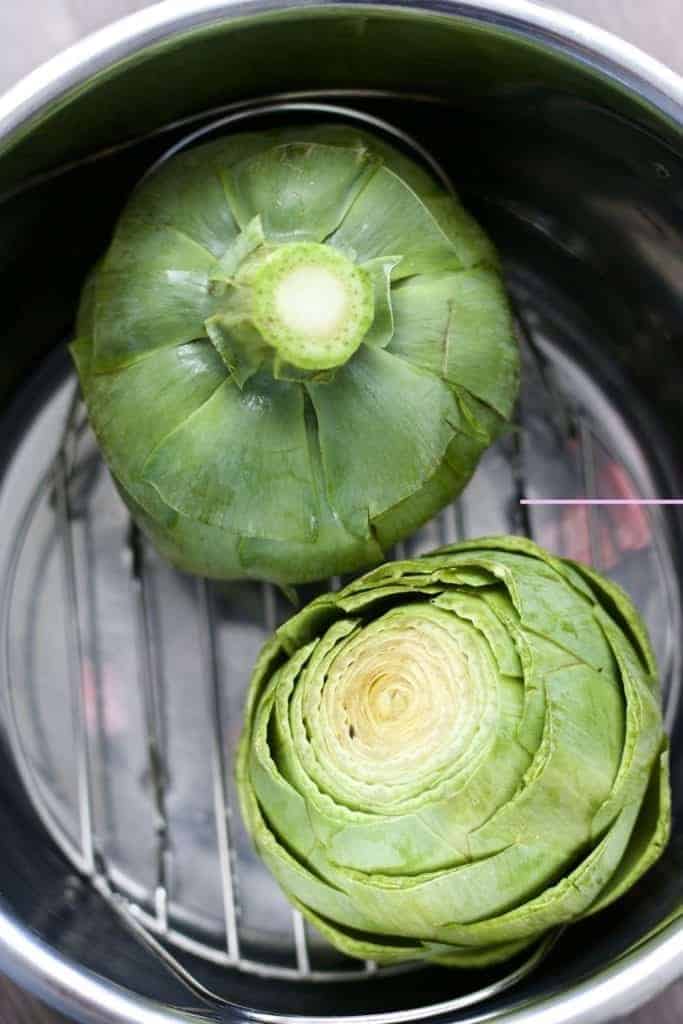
252 243 373 371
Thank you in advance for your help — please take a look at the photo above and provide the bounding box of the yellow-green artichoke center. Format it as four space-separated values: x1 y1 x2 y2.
324 608 478 772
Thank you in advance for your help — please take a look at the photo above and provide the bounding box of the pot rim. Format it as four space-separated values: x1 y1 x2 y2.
1 0 683 143
0 3 681 1023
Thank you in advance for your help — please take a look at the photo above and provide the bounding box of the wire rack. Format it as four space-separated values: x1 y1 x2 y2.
1 304 679 1008
0 103 680 1013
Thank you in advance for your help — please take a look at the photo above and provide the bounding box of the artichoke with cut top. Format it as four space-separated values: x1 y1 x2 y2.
236 536 670 967
70 124 518 585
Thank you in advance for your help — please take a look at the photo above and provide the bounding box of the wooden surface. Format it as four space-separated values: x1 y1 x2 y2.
0 1 681 1022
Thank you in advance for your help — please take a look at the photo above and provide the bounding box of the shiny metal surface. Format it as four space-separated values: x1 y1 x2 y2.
0 2 682 1024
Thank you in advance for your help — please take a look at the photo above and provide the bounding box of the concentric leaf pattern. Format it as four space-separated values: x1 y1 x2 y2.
72 125 519 584
237 537 670 966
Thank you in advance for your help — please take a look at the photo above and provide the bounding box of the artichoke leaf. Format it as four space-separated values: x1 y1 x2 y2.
92 267 217 371
306 346 462 539
204 314 267 387
75 340 226 487
105 220 218 275
238 393 385 582
286 899 433 965
121 139 247 257
567 560 659 681
275 123 497 270
587 748 671 916
327 165 462 278
208 214 266 285
467 660 624 862
361 256 401 348
142 373 318 542
113 473 249 581
590 610 667 837
425 194 498 270
431 591 522 677
372 424 489 552
428 797 645 947
312 784 647 946
223 142 380 242
390 268 519 418
434 549 617 674
237 749 376 933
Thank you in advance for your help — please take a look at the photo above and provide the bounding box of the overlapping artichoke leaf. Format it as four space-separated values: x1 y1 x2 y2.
208 214 266 286
141 372 317 542
237 536 670 965
360 256 401 349
274 122 498 269
223 142 380 241
306 346 464 540
118 138 247 256
92 264 217 372
237 400 385 583
204 317 268 388
326 164 462 279
389 267 520 419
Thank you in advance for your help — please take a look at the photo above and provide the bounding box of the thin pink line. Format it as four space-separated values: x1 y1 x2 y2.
521 499 683 506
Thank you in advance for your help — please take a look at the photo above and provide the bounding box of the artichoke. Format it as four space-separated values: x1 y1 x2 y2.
70 124 518 585
236 536 670 967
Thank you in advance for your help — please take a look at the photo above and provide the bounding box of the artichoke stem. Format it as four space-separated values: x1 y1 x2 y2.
252 242 374 371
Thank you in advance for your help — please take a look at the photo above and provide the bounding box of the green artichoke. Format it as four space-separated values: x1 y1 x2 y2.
70 124 518 585
236 536 670 967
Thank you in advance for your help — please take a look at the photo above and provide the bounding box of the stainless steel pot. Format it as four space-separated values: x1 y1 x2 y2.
0 3 682 1023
